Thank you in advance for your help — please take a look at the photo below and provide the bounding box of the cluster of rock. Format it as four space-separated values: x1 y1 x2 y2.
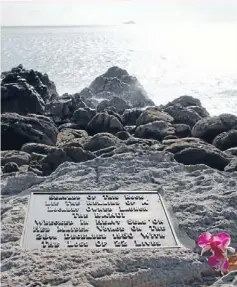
1 65 237 176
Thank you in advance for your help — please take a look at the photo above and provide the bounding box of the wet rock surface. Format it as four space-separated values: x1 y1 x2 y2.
89 66 155 107
1 113 58 150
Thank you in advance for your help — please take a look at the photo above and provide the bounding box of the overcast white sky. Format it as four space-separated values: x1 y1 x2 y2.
1 0 237 26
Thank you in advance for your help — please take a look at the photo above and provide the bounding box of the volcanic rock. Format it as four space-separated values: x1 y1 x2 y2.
192 114 237 143
173 124 191 138
1 64 58 103
135 120 175 141
89 66 155 108
45 98 73 124
164 105 201 127
122 108 142 126
1 150 31 167
1 81 45 115
115 131 131 140
165 95 203 108
174 146 230 171
136 107 173 126
187 105 209 118
1 113 58 150
2 162 19 174
97 97 131 114
213 130 237 151
56 129 89 148
84 133 120 152
87 113 124 135
21 143 58 155
71 108 96 129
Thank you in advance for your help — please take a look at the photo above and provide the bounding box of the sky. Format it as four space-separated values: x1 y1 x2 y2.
1 0 237 26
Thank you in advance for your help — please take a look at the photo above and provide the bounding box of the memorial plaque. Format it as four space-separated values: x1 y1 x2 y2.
21 191 180 249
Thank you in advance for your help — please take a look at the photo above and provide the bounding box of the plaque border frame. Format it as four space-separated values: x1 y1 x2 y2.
21 191 183 249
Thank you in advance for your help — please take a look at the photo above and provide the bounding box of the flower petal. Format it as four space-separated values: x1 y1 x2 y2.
221 258 229 272
208 255 221 268
227 247 236 253
216 232 231 248
198 232 213 248
211 247 225 257
201 245 211 256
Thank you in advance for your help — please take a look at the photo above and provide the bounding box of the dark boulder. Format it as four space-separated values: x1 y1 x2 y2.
1 64 58 103
1 113 58 150
165 95 202 108
89 66 155 108
29 145 95 176
75 88 98 109
97 100 111 113
174 147 230 171
97 97 131 114
1 150 31 166
30 152 46 162
87 113 124 135
164 139 232 171
173 124 191 138
45 98 74 124
192 114 237 143
187 106 209 118
40 149 72 176
71 108 96 129
213 130 237 151
45 90 96 124
3 162 19 174
1 81 45 115
21 143 58 155
61 93 87 108
56 129 88 148
115 131 131 140
136 107 173 126
164 105 201 127
122 108 142 126
63 147 95 162
28 163 44 176
84 133 120 152
163 138 208 154
124 125 137 135
103 109 123 124
135 120 175 141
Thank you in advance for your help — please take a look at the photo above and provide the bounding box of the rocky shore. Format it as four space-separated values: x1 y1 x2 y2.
1 65 237 286
1 65 237 177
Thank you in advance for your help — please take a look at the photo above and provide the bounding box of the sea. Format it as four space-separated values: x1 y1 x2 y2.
1 24 237 115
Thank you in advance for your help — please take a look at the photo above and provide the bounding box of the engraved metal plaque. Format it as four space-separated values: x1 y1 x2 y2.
22 192 180 249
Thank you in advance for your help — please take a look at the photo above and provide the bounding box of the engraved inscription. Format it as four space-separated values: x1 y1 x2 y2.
22 192 179 249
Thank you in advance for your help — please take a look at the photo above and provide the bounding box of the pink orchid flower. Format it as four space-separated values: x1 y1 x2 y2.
198 232 235 256
198 232 235 274
208 254 229 274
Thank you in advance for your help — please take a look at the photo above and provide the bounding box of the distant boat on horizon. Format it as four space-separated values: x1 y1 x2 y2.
123 21 136 25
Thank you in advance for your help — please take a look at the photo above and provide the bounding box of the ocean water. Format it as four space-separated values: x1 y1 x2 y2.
1 24 237 115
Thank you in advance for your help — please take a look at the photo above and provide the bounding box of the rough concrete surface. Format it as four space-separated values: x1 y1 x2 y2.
1 149 237 287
